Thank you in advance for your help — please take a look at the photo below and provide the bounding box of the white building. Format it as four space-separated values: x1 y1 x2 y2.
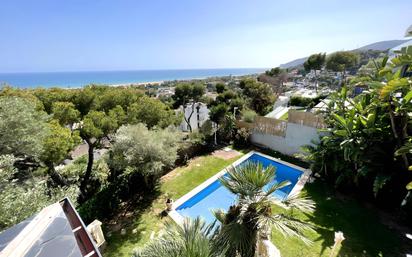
179 102 210 132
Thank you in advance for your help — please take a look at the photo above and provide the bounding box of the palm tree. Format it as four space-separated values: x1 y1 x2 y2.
213 162 315 257
133 217 225 257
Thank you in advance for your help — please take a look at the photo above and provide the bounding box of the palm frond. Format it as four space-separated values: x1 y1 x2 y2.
265 180 291 196
219 161 276 198
282 193 316 213
215 219 257 257
133 217 224 257
265 214 314 245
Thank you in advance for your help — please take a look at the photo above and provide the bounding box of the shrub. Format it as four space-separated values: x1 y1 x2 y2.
242 109 257 123
78 184 120 224
233 128 251 148
289 95 325 108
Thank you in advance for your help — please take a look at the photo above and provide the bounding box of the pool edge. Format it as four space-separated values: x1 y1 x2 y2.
168 150 311 225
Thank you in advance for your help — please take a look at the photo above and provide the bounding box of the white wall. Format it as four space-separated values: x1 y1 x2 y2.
250 123 320 155
179 102 210 132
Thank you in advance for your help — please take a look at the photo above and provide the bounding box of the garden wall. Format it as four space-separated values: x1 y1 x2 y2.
238 110 325 156
250 123 320 155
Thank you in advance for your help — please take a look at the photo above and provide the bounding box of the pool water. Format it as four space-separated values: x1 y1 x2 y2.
175 153 303 224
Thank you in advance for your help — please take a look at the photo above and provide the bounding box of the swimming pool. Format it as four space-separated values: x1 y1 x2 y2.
169 151 310 224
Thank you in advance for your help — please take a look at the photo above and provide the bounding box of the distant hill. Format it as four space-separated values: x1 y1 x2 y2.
280 39 409 69
280 57 308 69
355 39 409 51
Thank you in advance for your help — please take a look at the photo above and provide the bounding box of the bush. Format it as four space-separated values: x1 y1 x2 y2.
241 109 257 123
78 184 121 224
233 128 251 148
289 95 325 108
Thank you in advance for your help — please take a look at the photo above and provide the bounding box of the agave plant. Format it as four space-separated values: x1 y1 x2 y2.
133 217 225 257
213 162 315 257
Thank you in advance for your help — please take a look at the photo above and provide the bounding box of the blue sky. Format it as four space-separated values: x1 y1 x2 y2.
0 0 411 72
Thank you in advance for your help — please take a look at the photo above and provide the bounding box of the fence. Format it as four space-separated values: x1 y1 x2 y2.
288 110 327 129
237 112 325 155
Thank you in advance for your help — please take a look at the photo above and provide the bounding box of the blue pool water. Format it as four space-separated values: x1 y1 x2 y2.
176 153 303 224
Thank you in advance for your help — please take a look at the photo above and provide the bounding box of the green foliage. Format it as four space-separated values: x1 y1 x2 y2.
173 83 205 132
80 110 118 140
173 83 205 107
32 88 75 113
52 101 80 127
0 154 79 230
304 53 326 72
265 67 283 76
239 78 275 115
306 50 412 204
289 95 325 108
241 109 257 123
215 162 314 256
77 183 120 224
133 218 224 257
233 128 251 148
0 96 49 158
60 156 110 185
40 120 80 166
109 124 181 187
127 96 179 129
209 103 228 124
215 83 226 93
326 51 359 73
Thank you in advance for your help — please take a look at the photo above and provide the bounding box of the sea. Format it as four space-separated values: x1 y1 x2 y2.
0 68 265 88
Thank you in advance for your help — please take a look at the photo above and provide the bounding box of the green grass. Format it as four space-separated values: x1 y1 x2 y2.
270 181 403 257
104 151 404 257
103 154 243 257
279 111 289 120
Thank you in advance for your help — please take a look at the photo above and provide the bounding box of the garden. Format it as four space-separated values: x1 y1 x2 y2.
104 151 405 257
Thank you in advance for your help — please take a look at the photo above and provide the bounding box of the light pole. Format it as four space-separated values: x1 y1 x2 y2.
233 107 238 118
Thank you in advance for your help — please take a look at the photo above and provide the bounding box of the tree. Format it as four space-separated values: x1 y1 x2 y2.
32 88 75 113
214 162 315 257
0 154 78 230
326 51 359 84
133 218 224 257
92 85 143 112
173 83 205 132
73 86 97 116
209 104 228 136
215 83 226 94
52 101 80 129
79 110 118 201
127 96 179 129
109 105 127 126
304 53 326 93
260 67 288 94
0 96 49 158
265 67 282 76
40 120 80 186
108 123 181 188
305 49 412 205
239 79 275 115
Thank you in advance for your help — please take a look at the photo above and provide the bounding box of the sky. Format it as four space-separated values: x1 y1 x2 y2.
0 0 411 72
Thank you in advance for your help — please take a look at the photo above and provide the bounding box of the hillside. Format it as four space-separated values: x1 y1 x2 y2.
280 39 409 69
355 39 409 51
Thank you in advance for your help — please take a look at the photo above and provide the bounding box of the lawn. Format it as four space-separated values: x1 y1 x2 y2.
103 151 404 257
103 154 243 257
279 111 289 120
270 181 403 257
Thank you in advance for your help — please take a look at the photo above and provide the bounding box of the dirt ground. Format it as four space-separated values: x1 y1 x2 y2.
211 147 242 160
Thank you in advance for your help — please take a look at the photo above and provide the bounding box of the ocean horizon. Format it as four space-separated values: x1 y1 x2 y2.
0 68 266 88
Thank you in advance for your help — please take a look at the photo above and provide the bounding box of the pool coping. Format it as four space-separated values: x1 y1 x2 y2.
168 150 312 225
